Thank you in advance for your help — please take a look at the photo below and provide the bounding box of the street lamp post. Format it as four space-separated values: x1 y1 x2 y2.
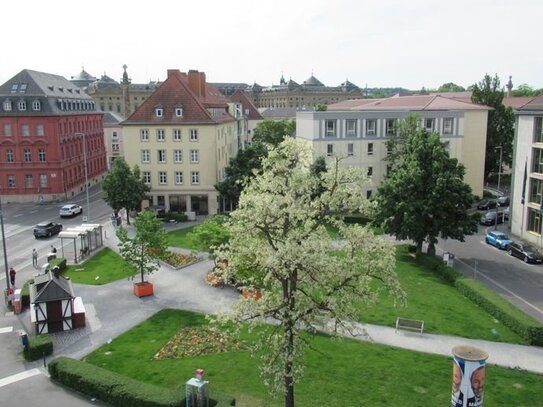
494 146 503 230
0 196 10 291
78 133 91 222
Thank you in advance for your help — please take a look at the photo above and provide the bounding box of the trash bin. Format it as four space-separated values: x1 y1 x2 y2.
17 330 29 350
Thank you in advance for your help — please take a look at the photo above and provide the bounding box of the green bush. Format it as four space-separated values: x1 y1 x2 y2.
164 212 188 223
47 257 67 272
21 278 34 307
24 334 53 361
48 357 235 407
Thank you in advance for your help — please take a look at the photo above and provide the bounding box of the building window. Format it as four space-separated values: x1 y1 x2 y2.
25 174 33 188
3 100 12 111
18 100 27 111
191 171 200 184
367 166 373 177
32 100 41 111
527 207 542 235
10 84 18 93
190 149 199 163
6 149 14 162
424 118 435 131
366 119 377 136
22 124 29 136
7 175 15 188
158 171 167 184
140 129 149 142
112 143 120 151
532 148 543 174
346 119 357 137
4 124 12 136
534 117 543 143
39 174 47 188
325 120 336 137
366 190 373 199
141 149 150 163
367 143 374 155
175 107 183 117
347 143 354 156
19 84 27 93
36 124 44 136
156 129 165 141
529 178 543 205
155 108 163 117
443 118 454 135
174 149 183 163
142 171 151 184
173 129 181 141
327 144 334 157
38 149 45 162
190 129 199 141
158 149 166 163
112 131 118 139
24 149 31 162
175 171 183 184
386 119 396 136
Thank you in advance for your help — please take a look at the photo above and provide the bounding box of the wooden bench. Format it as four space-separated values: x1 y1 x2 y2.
395 317 424 334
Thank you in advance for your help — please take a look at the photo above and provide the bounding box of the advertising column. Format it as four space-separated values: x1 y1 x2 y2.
451 345 488 407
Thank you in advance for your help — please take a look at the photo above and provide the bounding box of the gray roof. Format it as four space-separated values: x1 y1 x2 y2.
103 111 125 125
29 271 75 304
259 107 298 119
0 69 98 116
303 75 324 87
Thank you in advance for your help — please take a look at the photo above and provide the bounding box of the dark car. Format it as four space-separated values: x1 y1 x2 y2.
497 196 510 207
33 222 63 238
507 242 543 264
479 211 505 226
477 199 497 210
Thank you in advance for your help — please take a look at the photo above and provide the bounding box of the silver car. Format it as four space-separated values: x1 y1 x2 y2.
59 203 83 217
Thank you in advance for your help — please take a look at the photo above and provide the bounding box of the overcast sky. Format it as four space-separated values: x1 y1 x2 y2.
3 0 542 91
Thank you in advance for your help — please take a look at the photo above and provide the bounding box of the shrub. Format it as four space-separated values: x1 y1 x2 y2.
47 257 67 272
48 357 236 407
164 212 188 223
24 334 53 361
21 278 34 307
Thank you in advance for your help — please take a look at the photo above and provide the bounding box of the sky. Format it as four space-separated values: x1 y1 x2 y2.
3 0 542 91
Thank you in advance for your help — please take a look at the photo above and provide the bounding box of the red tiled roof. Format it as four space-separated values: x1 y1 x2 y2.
503 96 536 109
519 94 543 111
124 69 234 124
229 90 263 120
328 99 379 110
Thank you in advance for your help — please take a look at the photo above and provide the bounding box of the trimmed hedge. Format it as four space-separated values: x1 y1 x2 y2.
24 334 53 361
21 278 33 307
414 250 543 346
47 257 68 272
48 357 235 407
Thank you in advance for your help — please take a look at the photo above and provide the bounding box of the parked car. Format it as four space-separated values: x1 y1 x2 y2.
507 242 543 264
503 206 510 220
497 196 510 207
480 211 505 226
59 203 83 217
485 230 512 250
477 199 497 210
34 222 63 238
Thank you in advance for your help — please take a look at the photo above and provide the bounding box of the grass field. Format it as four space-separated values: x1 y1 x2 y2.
63 247 131 285
83 309 543 407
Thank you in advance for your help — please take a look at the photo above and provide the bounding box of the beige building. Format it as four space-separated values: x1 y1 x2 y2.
296 95 490 198
122 69 238 215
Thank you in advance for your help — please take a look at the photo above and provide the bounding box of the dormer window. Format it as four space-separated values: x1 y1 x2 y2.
155 107 164 117
175 106 183 117
10 84 18 93
19 84 28 93
3 99 12 111
32 100 41 111
18 100 27 111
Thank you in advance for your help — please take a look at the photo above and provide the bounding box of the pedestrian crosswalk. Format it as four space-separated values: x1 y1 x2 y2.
0 368 41 389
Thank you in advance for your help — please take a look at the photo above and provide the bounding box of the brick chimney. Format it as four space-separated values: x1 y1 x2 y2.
167 69 180 78
188 69 206 97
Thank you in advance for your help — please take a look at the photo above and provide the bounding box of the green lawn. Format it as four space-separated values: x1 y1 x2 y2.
84 309 543 407
63 247 131 285
356 246 526 343
165 226 199 249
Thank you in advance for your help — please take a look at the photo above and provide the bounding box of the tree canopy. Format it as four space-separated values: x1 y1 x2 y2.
471 74 515 180
511 84 543 97
374 115 477 255
437 82 466 93
116 210 167 283
102 158 150 224
215 139 404 407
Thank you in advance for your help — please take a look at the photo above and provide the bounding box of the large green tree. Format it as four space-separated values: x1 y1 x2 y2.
437 82 466 92
511 84 543 97
471 74 515 181
375 116 477 255
215 120 295 207
215 139 404 407
116 210 167 283
102 159 150 224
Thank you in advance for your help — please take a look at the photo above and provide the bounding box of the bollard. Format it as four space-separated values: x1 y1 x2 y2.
43 352 46 368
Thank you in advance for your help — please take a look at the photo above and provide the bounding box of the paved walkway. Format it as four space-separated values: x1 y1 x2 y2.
4 216 543 386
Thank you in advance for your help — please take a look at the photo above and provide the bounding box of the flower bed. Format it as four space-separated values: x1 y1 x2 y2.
160 251 199 270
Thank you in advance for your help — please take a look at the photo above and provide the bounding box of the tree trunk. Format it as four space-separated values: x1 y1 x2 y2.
427 242 436 256
126 209 131 225
284 331 295 407
416 241 423 255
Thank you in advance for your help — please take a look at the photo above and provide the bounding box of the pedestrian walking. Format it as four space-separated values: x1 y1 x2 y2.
32 248 38 267
9 267 16 286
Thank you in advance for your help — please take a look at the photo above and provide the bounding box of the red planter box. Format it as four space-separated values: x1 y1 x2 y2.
134 282 154 298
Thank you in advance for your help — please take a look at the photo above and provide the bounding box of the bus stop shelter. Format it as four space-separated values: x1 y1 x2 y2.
58 223 104 264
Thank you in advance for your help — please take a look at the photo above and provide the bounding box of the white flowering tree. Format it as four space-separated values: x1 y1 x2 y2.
215 139 404 407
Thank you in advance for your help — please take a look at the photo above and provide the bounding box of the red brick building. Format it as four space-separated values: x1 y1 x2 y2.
0 70 107 203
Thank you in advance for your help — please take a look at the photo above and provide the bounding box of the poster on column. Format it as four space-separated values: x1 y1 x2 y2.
451 353 486 407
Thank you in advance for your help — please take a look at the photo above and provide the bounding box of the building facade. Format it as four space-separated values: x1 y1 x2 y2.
122 69 238 215
510 96 543 245
0 69 107 203
296 95 490 198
